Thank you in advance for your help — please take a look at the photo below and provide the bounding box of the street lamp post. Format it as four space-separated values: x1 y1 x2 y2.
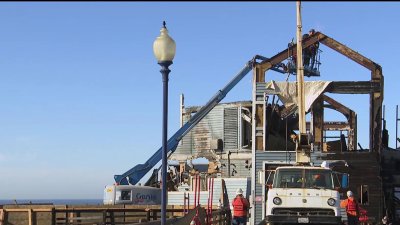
153 21 176 225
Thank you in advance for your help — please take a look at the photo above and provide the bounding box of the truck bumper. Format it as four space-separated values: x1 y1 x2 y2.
264 215 342 225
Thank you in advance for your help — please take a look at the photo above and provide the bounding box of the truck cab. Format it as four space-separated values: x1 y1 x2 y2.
265 165 346 225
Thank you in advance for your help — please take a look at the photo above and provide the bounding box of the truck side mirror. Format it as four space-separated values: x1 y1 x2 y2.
341 174 349 188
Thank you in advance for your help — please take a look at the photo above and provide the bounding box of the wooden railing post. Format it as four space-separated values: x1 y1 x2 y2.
28 209 33 225
0 209 4 225
64 206 68 225
109 211 115 225
51 207 55 225
102 210 107 225
76 211 81 224
68 211 74 225
152 210 157 221
146 210 151 222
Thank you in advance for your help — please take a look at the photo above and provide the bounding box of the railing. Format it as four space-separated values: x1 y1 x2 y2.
0 205 230 225
208 208 231 225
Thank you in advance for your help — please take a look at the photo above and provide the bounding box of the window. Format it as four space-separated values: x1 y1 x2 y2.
332 172 349 190
273 168 303 188
266 170 275 187
273 168 334 189
120 190 131 201
360 185 369 205
304 169 333 189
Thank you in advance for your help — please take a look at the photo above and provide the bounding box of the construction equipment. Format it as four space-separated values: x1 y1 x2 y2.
104 54 284 204
262 2 348 224
113 58 254 185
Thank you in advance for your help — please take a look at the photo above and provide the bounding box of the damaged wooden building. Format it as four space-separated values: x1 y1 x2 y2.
168 31 400 224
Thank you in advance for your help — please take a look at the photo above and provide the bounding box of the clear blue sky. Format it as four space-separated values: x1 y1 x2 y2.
0 2 399 199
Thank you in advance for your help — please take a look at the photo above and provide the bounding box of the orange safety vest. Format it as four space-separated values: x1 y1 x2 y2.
232 196 249 217
344 198 359 217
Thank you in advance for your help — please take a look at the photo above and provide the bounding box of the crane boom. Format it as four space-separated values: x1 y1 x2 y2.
295 0 311 164
114 59 255 185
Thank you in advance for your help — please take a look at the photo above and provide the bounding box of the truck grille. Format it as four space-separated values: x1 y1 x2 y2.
272 208 335 216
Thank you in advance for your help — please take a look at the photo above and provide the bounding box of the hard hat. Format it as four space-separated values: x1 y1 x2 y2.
321 161 329 168
236 188 243 195
347 190 353 197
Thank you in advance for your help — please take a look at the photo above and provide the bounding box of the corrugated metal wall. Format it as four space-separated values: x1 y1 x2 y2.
220 158 252 178
172 106 224 159
168 177 250 207
224 107 239 150
172 103 250 160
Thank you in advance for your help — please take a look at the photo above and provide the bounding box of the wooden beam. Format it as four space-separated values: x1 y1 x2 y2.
349 111 357 151
318 33 380 72
370 67 384 152
323 94 351 119
327 81 380 94
306 121 349 131
312 96 324 151
258 33 321 71
257 31 382 78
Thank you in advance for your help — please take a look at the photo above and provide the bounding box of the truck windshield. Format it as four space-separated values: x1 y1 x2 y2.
273 168 333 189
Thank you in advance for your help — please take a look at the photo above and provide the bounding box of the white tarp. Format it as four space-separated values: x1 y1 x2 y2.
265 80 331 114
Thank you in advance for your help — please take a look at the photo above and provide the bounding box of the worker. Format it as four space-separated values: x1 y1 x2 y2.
232 188 250 225
312 174 326 187
307 29 319 68
302 33 311 68
340 190 360 225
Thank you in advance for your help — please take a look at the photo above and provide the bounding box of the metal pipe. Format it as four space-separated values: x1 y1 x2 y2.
180 94 184 128
184 192 186 214
228 151 231 178
197 175 200 206
194 175 198 207
207 177 211 225
210 177 214 223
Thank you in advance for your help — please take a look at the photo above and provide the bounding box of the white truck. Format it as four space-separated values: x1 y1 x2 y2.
264 164 347 225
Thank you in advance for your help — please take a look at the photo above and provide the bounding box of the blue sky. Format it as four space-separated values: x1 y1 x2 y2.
0 2 399 199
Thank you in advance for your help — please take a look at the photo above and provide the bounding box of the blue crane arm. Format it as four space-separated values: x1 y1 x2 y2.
114 59 255 185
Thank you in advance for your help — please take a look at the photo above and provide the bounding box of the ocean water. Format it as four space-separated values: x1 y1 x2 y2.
0 199 103 205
